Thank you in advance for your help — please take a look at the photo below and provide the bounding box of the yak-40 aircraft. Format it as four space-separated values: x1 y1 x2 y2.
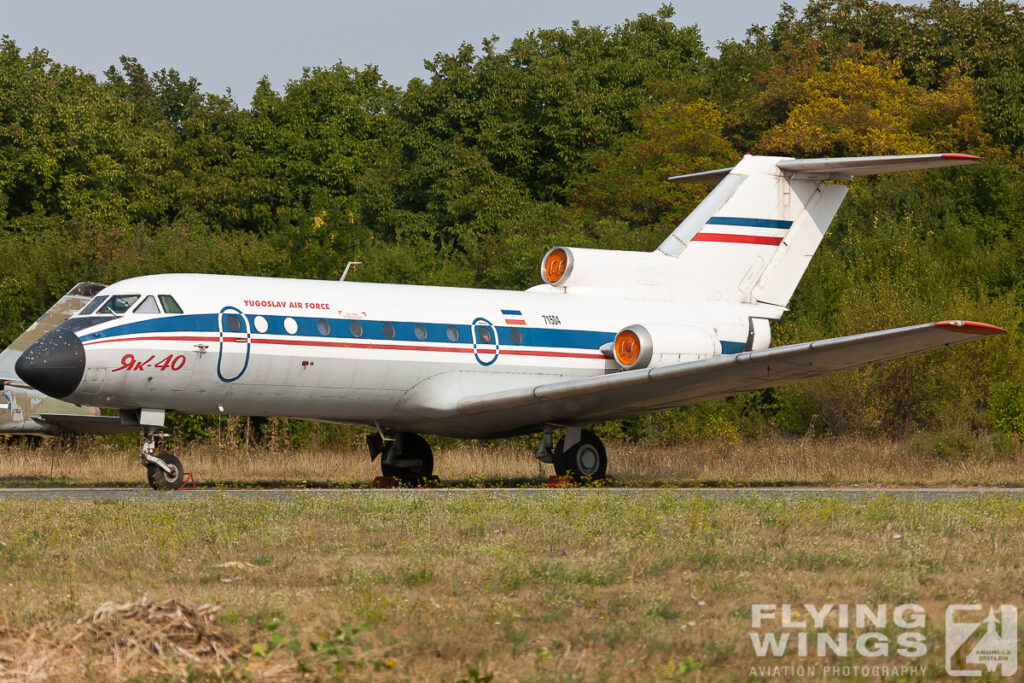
16 153 1005 488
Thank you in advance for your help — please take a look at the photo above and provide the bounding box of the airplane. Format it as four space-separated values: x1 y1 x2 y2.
0 282 137 437
14 153 1006 489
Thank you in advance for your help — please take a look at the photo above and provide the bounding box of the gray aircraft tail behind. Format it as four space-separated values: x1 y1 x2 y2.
1 283 135 435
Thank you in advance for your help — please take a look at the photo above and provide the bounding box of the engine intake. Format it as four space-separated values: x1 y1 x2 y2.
541 247 573 285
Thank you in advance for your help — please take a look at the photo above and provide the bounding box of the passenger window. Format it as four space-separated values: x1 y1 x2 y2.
225 314 242 332
382 322 396 339
99 295 140 315
414 324 427 340
80 295 107 315
511 329 523 345
317 319 331 336
446 325 459 342
134 296 161 314
159 295 183 314
350 321 363 338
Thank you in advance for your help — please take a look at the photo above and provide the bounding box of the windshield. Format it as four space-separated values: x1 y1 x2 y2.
79 295 107 315
98 295 140 315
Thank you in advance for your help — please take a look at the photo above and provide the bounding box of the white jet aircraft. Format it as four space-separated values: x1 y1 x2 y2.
15 153 1005 488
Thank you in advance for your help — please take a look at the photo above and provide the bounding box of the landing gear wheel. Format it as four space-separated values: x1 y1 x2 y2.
553 430 607 480
147 452 184 490
381 433 434 484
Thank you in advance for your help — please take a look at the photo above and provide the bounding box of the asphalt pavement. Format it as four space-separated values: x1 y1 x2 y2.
1 486 1022 501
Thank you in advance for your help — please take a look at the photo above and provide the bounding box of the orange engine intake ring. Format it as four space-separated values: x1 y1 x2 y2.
614 329 642 367
543 248 569 284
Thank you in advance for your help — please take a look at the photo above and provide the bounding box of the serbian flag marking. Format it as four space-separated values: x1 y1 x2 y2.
502 309 526 325
692 216 793 246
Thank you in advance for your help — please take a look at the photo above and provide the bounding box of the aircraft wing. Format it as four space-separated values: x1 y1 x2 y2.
33 414 139 435
457 321 1003 426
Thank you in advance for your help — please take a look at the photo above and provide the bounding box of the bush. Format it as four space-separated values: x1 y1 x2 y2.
987 381 1024 440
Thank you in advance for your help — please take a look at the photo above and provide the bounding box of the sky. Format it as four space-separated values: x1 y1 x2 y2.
1 1 810 103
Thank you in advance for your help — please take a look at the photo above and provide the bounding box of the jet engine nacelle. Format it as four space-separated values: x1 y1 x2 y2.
540 246 673 292
612 323 721 370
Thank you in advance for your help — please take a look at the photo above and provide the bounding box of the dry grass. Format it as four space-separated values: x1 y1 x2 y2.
0 494 1023 680
1 434 1022 487
0 596 241 681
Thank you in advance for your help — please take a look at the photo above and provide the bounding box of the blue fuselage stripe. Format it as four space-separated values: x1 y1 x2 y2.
720 340 746 354
78 314 616 351
76 314 748 356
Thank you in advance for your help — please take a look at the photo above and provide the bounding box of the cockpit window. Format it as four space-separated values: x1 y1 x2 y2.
134 295 161 314
159 295 183 314
79 296 107 316
98 295 140 315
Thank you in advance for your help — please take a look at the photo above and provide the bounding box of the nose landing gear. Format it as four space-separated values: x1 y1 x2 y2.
141 427 184 490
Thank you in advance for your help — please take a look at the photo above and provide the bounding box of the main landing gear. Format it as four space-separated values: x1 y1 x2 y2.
367 431 434 485
366 426 607 486
535 426 608 480
141 428 184 490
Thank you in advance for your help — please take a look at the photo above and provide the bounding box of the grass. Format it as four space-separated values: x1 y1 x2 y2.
1 493 1023 679
1 433 1023 488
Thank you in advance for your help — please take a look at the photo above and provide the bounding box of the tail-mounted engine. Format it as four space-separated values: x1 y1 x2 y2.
611 323 721 370
540 246 676 295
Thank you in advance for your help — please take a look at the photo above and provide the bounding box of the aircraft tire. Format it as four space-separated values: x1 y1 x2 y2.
381 433 434 484
147 452 184 490
553 430 607 480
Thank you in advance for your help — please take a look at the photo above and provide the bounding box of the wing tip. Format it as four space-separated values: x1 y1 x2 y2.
934 320 1005 335
941 153 983 162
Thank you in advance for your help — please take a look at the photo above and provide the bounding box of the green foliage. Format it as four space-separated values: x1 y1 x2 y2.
908 428 977 460
987 381 1024 439
4 2 1024 448
167 413 217 443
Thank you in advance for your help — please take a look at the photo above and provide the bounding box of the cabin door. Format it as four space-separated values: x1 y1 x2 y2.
218 307 251 382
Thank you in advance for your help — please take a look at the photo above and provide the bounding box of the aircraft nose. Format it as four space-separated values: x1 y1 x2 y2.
15 326 86 399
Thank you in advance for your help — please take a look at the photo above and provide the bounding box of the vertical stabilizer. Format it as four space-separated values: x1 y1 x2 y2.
658 153 979 307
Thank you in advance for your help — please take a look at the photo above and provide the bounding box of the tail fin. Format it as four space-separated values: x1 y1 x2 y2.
657 153 980 307
0 282 105 380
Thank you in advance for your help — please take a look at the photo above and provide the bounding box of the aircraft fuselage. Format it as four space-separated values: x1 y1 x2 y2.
20 273 771 438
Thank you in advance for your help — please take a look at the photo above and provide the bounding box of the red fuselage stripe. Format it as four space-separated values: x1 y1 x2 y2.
82 334 606 360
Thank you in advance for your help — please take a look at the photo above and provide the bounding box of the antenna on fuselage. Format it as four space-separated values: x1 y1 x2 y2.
340 261 362 281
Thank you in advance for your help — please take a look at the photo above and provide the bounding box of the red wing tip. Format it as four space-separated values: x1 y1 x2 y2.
941 153 983 161
935 320 1005 335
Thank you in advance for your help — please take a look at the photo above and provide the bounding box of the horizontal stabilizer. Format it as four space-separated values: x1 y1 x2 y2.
668 154 979 184
668 167 734 185
457 321 1004 429
776 153 981 177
